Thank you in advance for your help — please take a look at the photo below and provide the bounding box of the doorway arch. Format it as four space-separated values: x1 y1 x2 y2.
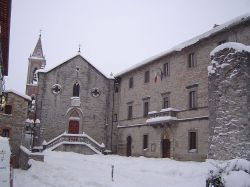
161 131 170 158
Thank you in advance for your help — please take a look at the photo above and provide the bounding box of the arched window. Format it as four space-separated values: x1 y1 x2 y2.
73 82 80 97
32 68 38 84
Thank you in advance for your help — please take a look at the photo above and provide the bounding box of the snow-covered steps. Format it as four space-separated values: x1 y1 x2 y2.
43 132 105 155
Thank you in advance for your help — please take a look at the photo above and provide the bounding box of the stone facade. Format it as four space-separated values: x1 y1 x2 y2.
0 91 30 167
36 55 114 150
115 14 250 161
208 43 250 160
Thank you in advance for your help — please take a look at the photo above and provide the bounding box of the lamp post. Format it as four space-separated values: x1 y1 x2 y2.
24 118 40 152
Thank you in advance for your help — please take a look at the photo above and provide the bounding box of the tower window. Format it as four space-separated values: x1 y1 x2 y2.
73 82 80 97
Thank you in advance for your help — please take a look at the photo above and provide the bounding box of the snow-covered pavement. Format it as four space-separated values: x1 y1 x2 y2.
14 151 250 187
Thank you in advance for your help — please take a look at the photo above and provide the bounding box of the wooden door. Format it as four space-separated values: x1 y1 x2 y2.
162 139 170 158
126 136 132 156
68 120 79 134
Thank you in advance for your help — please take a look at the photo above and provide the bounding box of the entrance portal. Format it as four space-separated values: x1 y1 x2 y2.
68 120 79 134
162 139 170 158
126 136 132 156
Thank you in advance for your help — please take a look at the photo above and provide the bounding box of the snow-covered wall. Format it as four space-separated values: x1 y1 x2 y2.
208 42 250 160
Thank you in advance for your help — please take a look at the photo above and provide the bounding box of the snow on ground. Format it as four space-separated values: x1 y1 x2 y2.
14 151 250 187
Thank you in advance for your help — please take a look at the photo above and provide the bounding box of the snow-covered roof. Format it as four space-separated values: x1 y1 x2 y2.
116 13 250 76
5 89 31 101
38 54 113 79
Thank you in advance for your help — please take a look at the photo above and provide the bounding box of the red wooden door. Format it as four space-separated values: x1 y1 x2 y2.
68 120 79 134
162 139 170 158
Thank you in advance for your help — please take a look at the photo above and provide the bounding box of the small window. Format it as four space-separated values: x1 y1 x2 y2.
114 114 118 122
144 71 150 83
189 131 197 150
129 77 134 89
115 86 119 93
2 129 10 137
143 101 149 118
189 91 196 109
4 105 12 115
128 105 133 120
73 82 80 97
163 96 169 109
163 62 170 76
188 53 196 68
143 134 148 149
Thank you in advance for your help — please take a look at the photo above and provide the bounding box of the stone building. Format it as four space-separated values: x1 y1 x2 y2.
0 90 31 167
24 14 250 161
114 14 250 161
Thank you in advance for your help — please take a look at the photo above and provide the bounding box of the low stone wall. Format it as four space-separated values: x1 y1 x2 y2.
208 42 250 160
19 146 44 170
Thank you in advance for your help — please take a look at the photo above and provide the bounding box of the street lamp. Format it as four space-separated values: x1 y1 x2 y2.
24 118 40 152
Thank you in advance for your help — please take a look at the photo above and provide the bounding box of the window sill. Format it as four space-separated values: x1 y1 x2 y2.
188 149 198 153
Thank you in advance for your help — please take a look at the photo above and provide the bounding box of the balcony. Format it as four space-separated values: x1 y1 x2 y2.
146 108 180 126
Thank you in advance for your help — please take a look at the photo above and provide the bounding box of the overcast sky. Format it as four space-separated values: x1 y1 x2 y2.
5 0 250 94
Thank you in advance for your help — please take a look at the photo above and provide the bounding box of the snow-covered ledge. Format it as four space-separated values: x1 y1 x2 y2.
146 116 177 125
71 97 81 107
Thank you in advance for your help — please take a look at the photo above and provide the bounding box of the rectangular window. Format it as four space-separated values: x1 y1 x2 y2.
189 131 197 150
189 91 196 109
188 53 196 68
163 62 170 76
4 105 12 115
144 71 150 83
143 134 148 149
128 105 133 120
129 77 134 89
115 86 119 93
114 114 118 122
143 101 149 118
163 96 169 109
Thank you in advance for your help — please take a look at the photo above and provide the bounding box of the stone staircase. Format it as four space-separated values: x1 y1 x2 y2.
42 132 105 154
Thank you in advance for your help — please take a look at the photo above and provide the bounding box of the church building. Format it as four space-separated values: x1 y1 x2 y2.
25 14 250 161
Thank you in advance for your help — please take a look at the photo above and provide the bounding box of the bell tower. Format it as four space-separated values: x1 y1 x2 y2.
26 34 46 96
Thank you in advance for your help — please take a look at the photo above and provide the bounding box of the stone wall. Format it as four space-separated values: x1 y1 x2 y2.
0 92 30 167
208 42 250 160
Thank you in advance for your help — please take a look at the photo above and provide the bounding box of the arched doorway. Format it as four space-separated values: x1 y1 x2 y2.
126 136 132 156
161 131 171 158
68 120 79 134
